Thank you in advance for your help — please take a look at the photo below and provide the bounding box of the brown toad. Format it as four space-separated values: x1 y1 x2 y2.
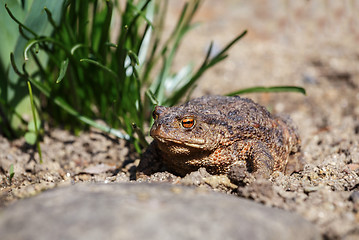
137 95 303 179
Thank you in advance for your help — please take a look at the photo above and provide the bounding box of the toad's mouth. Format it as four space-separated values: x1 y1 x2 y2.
152 135 206 149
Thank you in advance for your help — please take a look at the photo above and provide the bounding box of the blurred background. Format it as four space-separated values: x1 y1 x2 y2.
166 0 359 95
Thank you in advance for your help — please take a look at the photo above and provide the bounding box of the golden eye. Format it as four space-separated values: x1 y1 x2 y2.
181 117 195 129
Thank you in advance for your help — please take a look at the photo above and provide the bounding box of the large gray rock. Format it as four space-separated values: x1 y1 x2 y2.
0 183 320 240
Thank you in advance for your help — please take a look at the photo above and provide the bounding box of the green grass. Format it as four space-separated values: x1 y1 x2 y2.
1 0 305 155
8 164 15 185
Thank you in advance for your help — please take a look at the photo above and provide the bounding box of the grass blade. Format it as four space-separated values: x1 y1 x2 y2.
27 81 43 163
132 123 149 148
227 86 306 96
214 30 247 60
26 76 130 140
80 58 118 80
5 3 37 37
56 58 69 83
166 30 247 106
9 164 15 185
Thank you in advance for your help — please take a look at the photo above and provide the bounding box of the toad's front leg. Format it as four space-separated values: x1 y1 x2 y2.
228 141 275 183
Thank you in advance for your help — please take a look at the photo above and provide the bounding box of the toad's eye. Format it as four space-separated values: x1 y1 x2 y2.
152 106 167 121
181 117 195 129
152 111 159 120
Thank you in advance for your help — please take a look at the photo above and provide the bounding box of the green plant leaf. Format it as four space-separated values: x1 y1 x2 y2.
165 64 193 94
6 0 65 134
9 164 15 179
27 119 41 132
56 58 69 83
27 80 42 163
0 2 27 71
127 0 154 28
131 123 149 148
70 44 87 55
226 86 306 96
26 75 130 140
80 58 118 79
165 30 248 106
24 131 37 145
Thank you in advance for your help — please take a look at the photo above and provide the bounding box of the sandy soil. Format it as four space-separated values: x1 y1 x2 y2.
1 1 359 239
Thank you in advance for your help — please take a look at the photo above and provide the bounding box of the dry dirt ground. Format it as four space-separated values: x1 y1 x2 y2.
1 1 359 239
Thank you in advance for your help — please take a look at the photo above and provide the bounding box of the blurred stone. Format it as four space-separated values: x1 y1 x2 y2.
0 183 320 240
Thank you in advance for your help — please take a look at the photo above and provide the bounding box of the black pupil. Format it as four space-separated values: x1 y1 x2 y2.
182 119 194 128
